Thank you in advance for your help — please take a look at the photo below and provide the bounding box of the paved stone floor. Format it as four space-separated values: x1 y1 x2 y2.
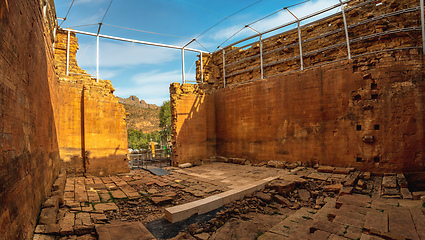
33 162 425 240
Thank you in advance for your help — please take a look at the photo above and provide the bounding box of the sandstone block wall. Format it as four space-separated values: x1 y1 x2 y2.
0 0 60 239
170 83 216 165
197 0 421 87
54 29 129 176
171 0 425 173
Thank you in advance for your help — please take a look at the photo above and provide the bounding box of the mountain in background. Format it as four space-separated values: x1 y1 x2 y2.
118 95 160 133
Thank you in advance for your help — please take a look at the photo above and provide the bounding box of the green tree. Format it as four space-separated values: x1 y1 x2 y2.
159 100 171 143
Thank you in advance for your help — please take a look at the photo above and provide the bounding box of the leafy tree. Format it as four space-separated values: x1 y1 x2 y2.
159 100 171 143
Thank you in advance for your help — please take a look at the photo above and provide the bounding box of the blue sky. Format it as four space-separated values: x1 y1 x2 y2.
55 0 340 106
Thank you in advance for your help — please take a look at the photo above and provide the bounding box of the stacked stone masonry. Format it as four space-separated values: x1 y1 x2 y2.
54 29 129 176
196 0 422 87
0 0 60 239
172 0 425 173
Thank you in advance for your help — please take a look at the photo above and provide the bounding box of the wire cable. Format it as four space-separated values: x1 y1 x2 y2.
66 23 100 29
217 26 247 49
59 0 75 27
195 0 266 39
102 23 192 39
100 0 114 24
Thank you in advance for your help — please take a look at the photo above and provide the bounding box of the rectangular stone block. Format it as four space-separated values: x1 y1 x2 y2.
164 202 198 223
196 195 223 215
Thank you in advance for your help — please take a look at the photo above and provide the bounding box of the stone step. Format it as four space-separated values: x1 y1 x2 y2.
164 177 277 223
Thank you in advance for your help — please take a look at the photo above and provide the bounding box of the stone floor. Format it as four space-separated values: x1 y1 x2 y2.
33 162 425 240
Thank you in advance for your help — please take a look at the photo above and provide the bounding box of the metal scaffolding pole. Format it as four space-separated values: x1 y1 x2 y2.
66 30 70 76
286 9 304 70
246 26 264 79
96 24 102 83
222 49 226 87
200 53 204 83
340 0 351 59
181 39 196 84
181 49 185 84
421 0 425 54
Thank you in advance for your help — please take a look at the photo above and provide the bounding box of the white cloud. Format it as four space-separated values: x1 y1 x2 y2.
75 0 106 5
208 0 340 43
113 70 193 106
77 41 179 68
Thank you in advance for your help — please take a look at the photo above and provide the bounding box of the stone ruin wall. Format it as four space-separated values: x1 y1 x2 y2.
171 0 425 173
197 0 421 87
0 0 60 239
54 29 129 176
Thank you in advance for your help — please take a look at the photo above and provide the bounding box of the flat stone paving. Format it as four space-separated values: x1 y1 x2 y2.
34 163 425 240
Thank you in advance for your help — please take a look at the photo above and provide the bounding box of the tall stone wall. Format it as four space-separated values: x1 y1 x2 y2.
0 0 60 239
170 83 216 165
54 29 129 176
214 50 424 173
197 0 421 87
171 0 425 173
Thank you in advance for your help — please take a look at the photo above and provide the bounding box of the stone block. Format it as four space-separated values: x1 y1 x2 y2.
400 188 412 199
364 209 388 235
317 166 335 173
165 202 199 223
196 195 223 215
34 224 61 235
94 203 119 212
382 176 397 188
96 222 155 240
412 191 425 200
42 196 59 209
38 207 57 225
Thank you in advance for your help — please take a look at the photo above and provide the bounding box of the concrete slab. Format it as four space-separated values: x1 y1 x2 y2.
96 222 155 240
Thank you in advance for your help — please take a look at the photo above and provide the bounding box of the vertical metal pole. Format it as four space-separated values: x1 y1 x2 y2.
340 0 351 59
222 49 226 87
66 30 70 76
200 52 204 83
96 35 99 82
297 21 304 70
181 49 186 84
421 0 425 54
259 35 264 79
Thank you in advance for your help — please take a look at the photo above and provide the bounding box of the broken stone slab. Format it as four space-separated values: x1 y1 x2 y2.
151 196 173 205
306 172 331 181
34 224 61 235
256 192 273 203
94 203 119 212
267 180 295 196
90 213 108 223
324 183 343 192
298 189 311 202
38 207 58 225
382 176 397 188
310 220 346 235
333 167 352 175
42 196 59 209
382 187 400 196
96 222 155 240
273 194 292 206
412 191 425 200
73 224 94 235
286 162 299 169
229 158 247 165
339 186 353 196
267 160 285 168
58 212 74 236
396 174 408 188
178 163 193 168
364 209 388 235
33 234 56 240
317 166 335 173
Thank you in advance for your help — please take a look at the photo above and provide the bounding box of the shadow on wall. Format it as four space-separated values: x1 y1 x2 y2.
170 83 216 166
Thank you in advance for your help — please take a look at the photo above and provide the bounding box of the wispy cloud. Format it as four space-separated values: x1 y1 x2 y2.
207 0 340 43
77 41 179 68
75 0 106 5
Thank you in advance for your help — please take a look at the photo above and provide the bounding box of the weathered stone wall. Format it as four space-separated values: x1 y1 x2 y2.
172 0 425 173
0 0 60 239
197 0 421 87
214 50 424 173
170 83 216 165
54 29 129 176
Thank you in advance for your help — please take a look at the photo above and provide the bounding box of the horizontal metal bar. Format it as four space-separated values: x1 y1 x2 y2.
62 28 209 53
224 7 420 70
221 0 351 50
225 27 420 79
